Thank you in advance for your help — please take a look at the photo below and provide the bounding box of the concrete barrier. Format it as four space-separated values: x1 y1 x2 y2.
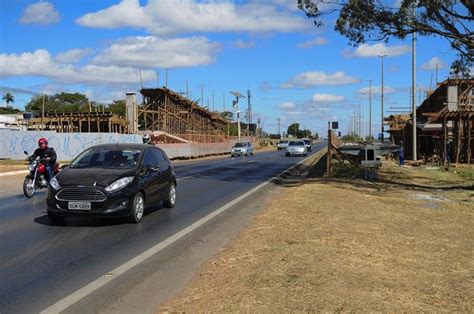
0 130 250 160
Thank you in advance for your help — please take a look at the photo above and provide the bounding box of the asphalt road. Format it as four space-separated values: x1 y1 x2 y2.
0 142 326 313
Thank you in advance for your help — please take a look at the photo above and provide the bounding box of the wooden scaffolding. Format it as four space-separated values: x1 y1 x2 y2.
26 112 128 133
139 88 229 142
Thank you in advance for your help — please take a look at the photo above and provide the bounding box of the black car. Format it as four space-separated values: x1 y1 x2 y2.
47 143 177 224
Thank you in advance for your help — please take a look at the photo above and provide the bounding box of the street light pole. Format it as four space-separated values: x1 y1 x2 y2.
412 31 417 160
368 79 373 139
377 54 387 141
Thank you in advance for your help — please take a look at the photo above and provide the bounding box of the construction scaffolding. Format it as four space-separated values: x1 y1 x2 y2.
139 88 230 143
25 111 128 133
387 78 473 164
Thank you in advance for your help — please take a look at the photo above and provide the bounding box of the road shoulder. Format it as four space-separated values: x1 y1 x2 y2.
159 159 473 312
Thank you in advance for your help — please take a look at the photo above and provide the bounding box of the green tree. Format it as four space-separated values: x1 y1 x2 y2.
108 100 126 117
287 123 300 137
26 92 90 114
0 107 20 114
2 93 14 106
298 0 473 76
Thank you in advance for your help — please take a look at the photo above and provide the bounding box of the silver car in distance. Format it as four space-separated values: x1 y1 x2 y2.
285 140 308 157
231 142 254 157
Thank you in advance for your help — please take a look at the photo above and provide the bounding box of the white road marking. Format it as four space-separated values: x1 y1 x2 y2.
40 151 320 314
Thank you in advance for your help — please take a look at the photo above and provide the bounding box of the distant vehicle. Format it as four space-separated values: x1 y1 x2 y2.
286 140 308 157
277 140 289 150
231 142 254 157
302 139 312 152
46 144 177 224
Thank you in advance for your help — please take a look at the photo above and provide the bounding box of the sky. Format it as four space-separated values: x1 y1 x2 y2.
0 0 460 137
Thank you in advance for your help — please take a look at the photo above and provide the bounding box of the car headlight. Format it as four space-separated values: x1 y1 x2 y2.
105 176 134 193
49 177 61 190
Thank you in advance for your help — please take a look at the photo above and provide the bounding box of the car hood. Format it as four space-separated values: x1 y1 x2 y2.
57 167 137 187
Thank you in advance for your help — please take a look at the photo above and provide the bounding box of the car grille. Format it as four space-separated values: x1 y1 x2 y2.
56 187 107 202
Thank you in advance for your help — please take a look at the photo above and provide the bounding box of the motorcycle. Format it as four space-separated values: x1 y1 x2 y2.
23 151 60 198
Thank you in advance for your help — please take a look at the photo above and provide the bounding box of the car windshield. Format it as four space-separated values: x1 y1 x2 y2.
279 140 288 144
233 142 246 147
289 141 305 146
70 148 141 169
303 140 310 145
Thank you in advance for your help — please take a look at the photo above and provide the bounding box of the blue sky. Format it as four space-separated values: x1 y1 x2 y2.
0 0 459 136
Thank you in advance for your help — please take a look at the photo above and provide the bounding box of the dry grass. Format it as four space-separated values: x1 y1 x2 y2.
160 164 473 312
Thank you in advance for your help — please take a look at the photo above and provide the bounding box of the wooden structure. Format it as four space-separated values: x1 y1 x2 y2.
139 88 229 143
387 78 473 163
25 112 128 133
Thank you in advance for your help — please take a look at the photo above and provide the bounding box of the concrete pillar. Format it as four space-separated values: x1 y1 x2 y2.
126 93 138 134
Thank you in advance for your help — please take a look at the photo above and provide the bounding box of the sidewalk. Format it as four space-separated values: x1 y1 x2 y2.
159 158 473 312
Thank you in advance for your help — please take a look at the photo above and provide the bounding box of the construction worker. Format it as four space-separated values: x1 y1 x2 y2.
142 134 152 145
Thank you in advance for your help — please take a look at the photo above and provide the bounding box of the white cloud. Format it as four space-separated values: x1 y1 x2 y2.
0 49 156 85
312 93 346 102
19 2 60 25
343 43 410 58
282 71 360 88
357 85 396 95
277 102 296 109
76 0 309 35
92 36 220 69
297 37 327 49
55 49 92 64
76 0 150 29
234 39 256 49
421 57 446 71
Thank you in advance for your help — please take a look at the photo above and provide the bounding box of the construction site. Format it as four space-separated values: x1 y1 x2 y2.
386 78 473 165
14 87 259 145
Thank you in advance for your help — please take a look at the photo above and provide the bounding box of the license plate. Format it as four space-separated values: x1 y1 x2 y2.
68 202 91 210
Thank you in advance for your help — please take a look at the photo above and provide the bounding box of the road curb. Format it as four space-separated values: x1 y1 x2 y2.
0 170 28 177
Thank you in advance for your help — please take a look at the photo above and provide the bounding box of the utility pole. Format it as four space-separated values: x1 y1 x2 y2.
278 118 281 137
412 30 417 160
41 95 45 131
201 87 204 106
230 91 245 143
186 80 189 98
377 54 387 141
139 70 144 89
368 79 373 139
247 90 251 125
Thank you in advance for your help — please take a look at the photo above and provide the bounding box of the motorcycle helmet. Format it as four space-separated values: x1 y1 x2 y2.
38 138 48 149
142 134 151 144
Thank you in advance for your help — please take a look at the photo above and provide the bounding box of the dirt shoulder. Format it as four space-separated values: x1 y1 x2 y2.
159 159 473 312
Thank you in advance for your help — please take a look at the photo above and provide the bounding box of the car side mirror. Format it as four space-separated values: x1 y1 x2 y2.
24 151 28 155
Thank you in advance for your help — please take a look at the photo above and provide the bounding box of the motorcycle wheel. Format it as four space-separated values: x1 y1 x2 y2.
23 176 35 198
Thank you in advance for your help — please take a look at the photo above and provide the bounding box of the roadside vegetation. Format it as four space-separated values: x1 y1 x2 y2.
160 156 473 312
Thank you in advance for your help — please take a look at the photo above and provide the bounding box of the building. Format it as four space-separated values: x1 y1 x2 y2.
387 78 473 163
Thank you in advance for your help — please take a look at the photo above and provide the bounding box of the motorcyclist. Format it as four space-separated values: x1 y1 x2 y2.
30 138 57 182
142 134 152 145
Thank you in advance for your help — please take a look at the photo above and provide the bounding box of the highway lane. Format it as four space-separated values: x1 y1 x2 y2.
0 143 325 313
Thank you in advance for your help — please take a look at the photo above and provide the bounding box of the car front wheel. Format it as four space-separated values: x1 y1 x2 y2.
129 192 145 223
163 182 176 208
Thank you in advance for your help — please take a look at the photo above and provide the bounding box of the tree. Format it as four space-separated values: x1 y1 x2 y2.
26 92 90 114
2 93 14 107
298 0 473 75
287 123 300 137
108 100 126 117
